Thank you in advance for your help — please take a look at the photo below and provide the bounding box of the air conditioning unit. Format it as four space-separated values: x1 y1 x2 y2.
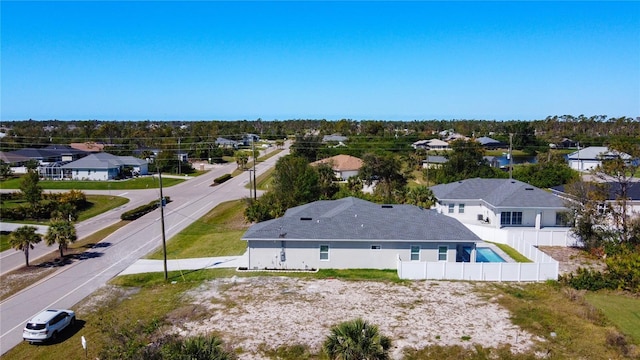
477 214 484 221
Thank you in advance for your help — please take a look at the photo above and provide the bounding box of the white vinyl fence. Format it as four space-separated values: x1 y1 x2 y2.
397 238 559 281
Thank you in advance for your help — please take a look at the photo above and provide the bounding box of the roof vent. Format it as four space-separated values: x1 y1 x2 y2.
300 217 312 221
381 205 393 209
525 187 534 191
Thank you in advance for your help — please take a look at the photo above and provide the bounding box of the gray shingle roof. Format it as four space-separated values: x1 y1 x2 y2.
566 146 631 160
61 153 147 169
243 197 480 243
430 178 565 209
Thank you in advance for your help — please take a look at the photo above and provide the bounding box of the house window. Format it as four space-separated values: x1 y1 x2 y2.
448 204 455 213
501 212 511 225
501 212 523 225
371 245 381 250
512 212 522 225
556 212 571 226
320 245 329 261
410 245 420 261
438 246 448 261
458 204 465 213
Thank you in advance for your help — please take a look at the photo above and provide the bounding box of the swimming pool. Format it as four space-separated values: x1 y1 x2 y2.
476 247 506 263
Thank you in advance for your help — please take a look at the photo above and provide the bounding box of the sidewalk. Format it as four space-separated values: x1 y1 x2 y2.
119 254 247 275
0 222 49 234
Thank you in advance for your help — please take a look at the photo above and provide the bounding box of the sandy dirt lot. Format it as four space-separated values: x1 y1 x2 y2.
172 276 541 359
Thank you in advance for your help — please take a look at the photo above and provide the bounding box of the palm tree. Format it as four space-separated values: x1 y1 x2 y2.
45 220 77 257
323 318 392 360
234 151 248 170
163 334 236 360
9 225 42 267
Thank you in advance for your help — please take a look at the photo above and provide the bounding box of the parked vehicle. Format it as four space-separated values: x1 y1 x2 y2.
23 309 76 343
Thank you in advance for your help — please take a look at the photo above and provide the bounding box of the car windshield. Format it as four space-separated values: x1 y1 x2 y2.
26 323 46 330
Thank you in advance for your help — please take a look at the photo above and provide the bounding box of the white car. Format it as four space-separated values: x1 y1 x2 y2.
23 309 76 343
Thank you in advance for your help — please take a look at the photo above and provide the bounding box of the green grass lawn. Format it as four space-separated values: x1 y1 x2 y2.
0 195 128 251
586 291 640 344
0 176 184 190
147 199 249 259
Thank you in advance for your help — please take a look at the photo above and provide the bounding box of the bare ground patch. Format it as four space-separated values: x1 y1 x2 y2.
538 246 606 275
172 277 541 359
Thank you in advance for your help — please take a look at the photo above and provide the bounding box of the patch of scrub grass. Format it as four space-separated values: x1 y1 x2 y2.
485 241 532 262
76 195 129 221
0 176 184 190
0 231 12 252
585 291 640 344
147 200 248 259
2 275 198 360
491 282 637 359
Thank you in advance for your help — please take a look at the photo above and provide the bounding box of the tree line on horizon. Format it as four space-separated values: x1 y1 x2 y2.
1 115 638 158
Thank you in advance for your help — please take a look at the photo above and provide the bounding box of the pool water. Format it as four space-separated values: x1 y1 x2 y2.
461 247 506 262
476 248 506 262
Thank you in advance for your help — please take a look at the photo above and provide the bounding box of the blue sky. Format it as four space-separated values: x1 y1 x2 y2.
1 1 639 121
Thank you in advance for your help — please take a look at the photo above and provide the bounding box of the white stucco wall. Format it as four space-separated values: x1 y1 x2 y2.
246 240 468 270
568 159 600 172
71 169 117 180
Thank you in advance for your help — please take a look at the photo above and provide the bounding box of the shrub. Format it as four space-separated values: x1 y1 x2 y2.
213 173 232 185
121 197 171 221
559 267 616 291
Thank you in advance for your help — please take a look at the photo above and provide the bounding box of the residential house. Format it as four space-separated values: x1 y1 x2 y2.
311 154 363 180
422 155 448 169
242 134 260 146
567 146 632 172
0 151 31 174
242 197 482 271
322 134 348 143
429 178 576 248
550 182 640 216
412 139 450 151
70 142 105 153
215 137 239 149
475 136 503 148
422 156 500 169
60 152 148 180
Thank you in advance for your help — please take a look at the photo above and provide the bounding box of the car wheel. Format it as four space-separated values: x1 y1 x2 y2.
70 316 76 328
51 331 58 342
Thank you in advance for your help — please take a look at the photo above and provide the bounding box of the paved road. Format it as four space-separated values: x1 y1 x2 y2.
0 189 155 275
0 146 289 355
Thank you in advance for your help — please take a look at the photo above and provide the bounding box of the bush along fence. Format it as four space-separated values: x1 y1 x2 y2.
121 197 171 221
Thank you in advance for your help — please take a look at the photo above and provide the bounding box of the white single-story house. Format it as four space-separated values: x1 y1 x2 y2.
242 197 483 271
430 178 569 229
566 146 632 172
430 178 576 247
60 153 148 180
311 154 363 180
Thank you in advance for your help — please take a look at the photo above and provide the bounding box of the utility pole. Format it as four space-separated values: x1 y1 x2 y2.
158 169 168 281
508 133 513 179
252 138 257 200
178 137 181 175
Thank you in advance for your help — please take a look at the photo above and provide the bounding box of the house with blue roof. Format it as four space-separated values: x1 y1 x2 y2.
242 197 482 271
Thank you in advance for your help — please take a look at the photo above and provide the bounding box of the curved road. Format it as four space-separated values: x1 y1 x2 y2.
0 145 289 355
